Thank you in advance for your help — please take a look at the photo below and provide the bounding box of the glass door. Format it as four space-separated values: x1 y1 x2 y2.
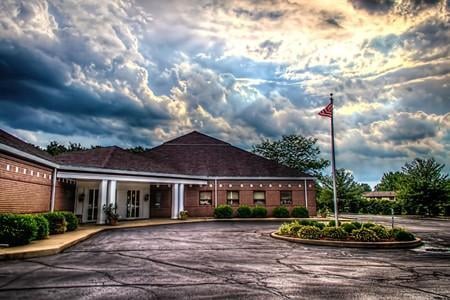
87 189 99 221
127 190 140 218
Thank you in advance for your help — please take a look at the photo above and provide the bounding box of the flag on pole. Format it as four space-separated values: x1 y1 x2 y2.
318 102 333 118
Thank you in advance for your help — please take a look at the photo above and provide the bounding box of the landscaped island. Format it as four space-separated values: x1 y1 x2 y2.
272 220 422 249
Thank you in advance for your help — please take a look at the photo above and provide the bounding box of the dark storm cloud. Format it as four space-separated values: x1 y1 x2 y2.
350 0 442 14
349 0 395 14
258 40 283 59
233 8 284 20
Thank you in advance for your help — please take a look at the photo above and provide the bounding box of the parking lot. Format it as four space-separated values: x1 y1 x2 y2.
0 217 449 299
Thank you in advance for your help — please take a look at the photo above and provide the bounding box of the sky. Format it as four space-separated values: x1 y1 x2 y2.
0 0 449 186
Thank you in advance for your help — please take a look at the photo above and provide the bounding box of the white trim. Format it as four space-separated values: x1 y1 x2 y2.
50 168 57 212
0 143 58 168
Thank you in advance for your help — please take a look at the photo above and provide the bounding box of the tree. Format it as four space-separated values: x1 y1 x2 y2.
317 168 365 213
126 146 150 153
358 183 372 193
45 141 89 156
252 135 329 177
374 171 405 191
397 158 449 216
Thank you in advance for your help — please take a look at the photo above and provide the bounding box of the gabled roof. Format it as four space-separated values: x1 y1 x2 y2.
140 131 312 178
0 129 55 162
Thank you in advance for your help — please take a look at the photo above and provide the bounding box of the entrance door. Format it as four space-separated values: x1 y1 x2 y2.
126 190 140 218
87 189 99 221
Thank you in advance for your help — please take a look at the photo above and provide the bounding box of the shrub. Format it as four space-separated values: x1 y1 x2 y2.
60 211 78 231
214 205 233 219
236 205 252 218
362 222 376 229
33 215 49 240
297 225 322 239
327 220 342 227
278 223 292 235
299 220 312 226
42 212 67 234
0 214 37 246
371 225 391 240
341 223 357 234
392 228 415 241
273 206 290 218
311 221 325 230
351 221 362 229
291 206 309 218
352 228 380 242
322 227 348 240
252 206 268 218
288 223 303 235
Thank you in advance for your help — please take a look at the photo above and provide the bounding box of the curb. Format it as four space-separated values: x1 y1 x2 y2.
270 232 423 249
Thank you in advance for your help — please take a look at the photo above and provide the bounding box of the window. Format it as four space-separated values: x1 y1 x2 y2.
127 190 140 218
199 191 212 206
87 189 99 221
151 191 162 208
280 191 292 205
227 191 239 205
253 191 266 206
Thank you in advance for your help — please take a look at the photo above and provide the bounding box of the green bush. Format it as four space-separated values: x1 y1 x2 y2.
297 225 322 239
291 206 309 218
392 228 415 241
278 223 292 235
322 227 348 240
311 221 326 230
33 215 49 240
60 211 78 231
327 220 342 227
350 221 362 229
352 228 380 242
341 223 357 234
236 205 252 218
371 225 391 240
214 205 233 219
252 206 267 218
0 214 37 246
42 212 67 234
273 206 290 218
288 223 303 235
362 222 376 229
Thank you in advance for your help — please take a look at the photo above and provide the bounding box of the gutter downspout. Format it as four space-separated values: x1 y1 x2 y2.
50 168 57 212
214 178 218 208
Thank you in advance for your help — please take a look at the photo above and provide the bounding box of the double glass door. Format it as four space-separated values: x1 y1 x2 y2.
127 190 140 218
87 189 99 221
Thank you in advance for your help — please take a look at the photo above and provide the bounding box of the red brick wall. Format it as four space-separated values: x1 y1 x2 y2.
54 181 75 212
184 179 316 217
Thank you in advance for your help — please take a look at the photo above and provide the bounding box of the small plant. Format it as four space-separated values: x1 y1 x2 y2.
299 220 312 226
352 228 380 242
291 206 309 218
278 223 292 235
341 223 357 234
33 214 50 240
0 214 37 246
214 205 233 219
391 228 415 241
371 225 391 240
179 210 188 220
288 223 303 235
318 208 329 218
236 205 252 218
310 221 326 230
103 204 120 225
252 206 268 218
322 227 348 240
273 206 290 218
60 211 78 231
42 212 67 234
350 221 363 229
297 225 322 239
327 220 342 227
362 222 376 229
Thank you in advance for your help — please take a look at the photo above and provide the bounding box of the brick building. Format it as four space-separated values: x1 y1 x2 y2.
0 129 316 223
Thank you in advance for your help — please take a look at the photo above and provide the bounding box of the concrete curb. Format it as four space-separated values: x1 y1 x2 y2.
270 232 423 249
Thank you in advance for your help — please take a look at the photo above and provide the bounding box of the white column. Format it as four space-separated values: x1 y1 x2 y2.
50 168 57 212
97 180 108 224
304 179 308 209
171 183 179 219
178 184 185 213
107 180 117 207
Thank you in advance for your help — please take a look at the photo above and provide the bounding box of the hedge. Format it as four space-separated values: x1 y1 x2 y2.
0 214 37 246
33 214 50 240
252 206 267 218
236 205 252 218
273 206 290 218
214 205 233 219
291 206 309 218
60 211 78 231
42 212 67 234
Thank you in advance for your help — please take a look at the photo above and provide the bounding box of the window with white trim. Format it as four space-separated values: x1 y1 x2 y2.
280 191 292 205
253 191 266 206
199 191 212 206
226 191 239 206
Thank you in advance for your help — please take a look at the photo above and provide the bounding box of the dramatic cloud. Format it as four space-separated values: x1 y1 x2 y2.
0 0 449 185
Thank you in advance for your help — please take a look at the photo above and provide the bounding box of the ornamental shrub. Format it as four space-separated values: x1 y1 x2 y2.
33 214 49 240
391 228 415 241
310 221 325 230
0 214 37 246
236 205 252 218
60 211 78 231
327 220 342 227
273 206 290 218
322 227 348 240
288 223 303 235
299 220 313 226
352 228 380 242
278 223 292 235
341 223 357 234
291 206 309 218
252 206 267 218
362 222 376 229
351 221 363 229
214 205 233 219
371 225 391 240
297 225 322 239
42 212 67 234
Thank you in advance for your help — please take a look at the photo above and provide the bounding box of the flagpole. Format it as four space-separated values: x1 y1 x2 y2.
330 93 339 227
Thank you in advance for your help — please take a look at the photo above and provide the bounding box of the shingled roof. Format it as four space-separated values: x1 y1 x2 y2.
0 129 55 162
140 131 311 177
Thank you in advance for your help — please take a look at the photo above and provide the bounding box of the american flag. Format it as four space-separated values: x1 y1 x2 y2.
318 102 333 118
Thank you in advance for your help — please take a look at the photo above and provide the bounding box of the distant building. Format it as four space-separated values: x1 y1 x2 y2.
363 191 396 201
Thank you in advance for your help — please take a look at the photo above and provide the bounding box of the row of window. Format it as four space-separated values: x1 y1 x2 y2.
199 183 311 188
199 191 294 206
4 164 52 180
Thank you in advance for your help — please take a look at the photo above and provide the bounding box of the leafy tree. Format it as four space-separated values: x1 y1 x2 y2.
397 158 449 216
358 183 372 193
317 169 365 213
45 141 89 156
374 171 405 191
252 135 329 176
126 146 150 153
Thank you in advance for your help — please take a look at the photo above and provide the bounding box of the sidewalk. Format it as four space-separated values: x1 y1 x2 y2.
0 217 332 260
